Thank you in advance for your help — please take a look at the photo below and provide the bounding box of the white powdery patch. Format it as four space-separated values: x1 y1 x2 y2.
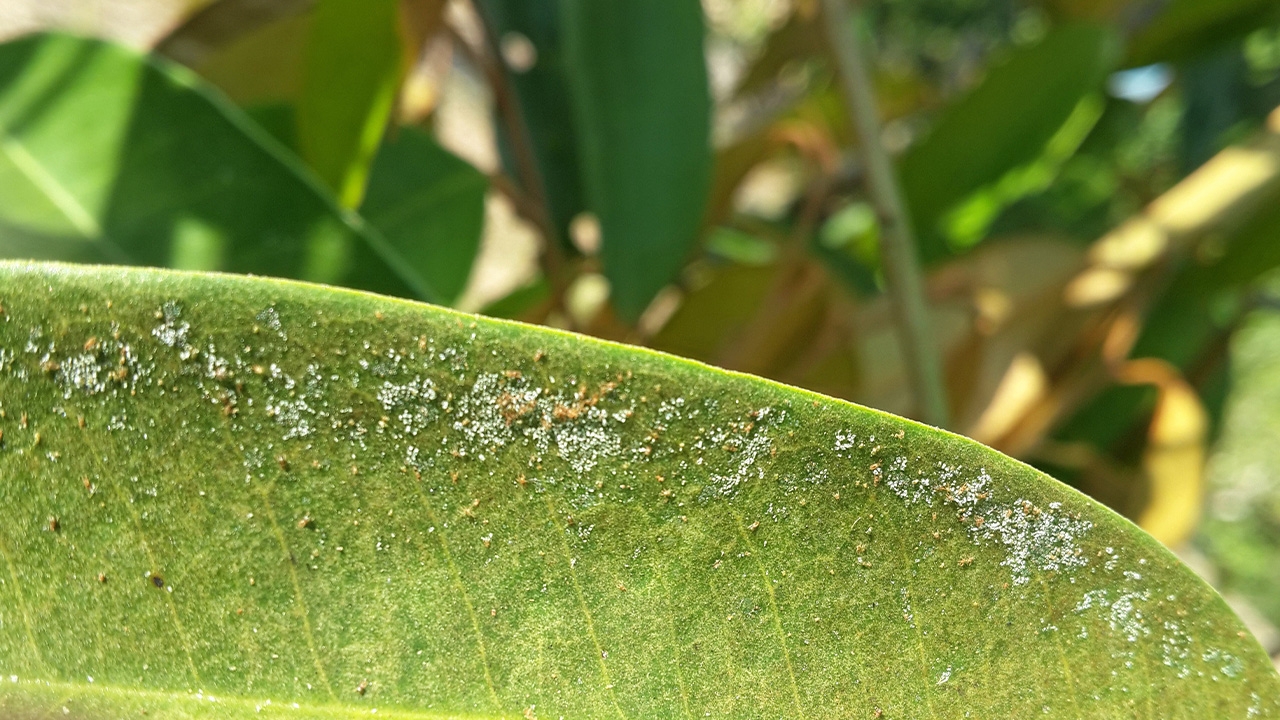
266 395 316 440
151 302 189 348
56 352 111 396
376 376 439 435
696 407 782 497
1075 589 1152 643
551 415 621 474
868 453 1093 585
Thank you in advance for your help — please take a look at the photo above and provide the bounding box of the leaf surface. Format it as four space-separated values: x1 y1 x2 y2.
0 262 1276 719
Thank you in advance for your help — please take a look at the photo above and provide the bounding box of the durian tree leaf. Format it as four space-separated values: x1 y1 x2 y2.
0 261 1275 720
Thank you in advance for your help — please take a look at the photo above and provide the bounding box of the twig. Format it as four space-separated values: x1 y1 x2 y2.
819 0 950 427
448 8 570 315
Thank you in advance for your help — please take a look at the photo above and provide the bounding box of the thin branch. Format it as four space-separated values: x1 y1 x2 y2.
819 0 950 427
447 9 570 315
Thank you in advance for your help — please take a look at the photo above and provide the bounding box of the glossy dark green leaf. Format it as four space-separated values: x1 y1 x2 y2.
297 0 403 207
900 24 1121 264
361 127 489 305
0 261 1276 718
561 0 713 321
0 32 429 301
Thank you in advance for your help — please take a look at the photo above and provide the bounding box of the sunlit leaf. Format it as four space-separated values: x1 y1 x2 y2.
0 32 428 301
298 0 404 208
0 261 1275 718
900 24 1121 264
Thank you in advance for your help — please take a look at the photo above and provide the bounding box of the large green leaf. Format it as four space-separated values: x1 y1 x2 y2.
899 24 1121 264
561 0 713 321
0 32 433 302
0 261 1276 718
297 0 403 208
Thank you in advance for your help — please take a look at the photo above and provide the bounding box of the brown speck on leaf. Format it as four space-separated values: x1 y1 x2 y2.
83 337 98 352
523 707 537 720
151 575 164 588
516 473 527 487
297 515 311 529
747 521 760 532
77 415 85 428
533 349 546 362
958 556 974 567
20 412 28 428
374 311 385 321
276 455 290 472
48 516 59 532
356 679 369 696
97 573 106 584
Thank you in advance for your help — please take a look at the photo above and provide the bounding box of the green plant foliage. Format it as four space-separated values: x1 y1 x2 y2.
360 127 489 306
899 24 1121 264
297 0 402 208
478 0 585 254
0 32 425 302
561 0 713 321
0 262 1276 719
1127 0 1280 68
1198 307 1280 628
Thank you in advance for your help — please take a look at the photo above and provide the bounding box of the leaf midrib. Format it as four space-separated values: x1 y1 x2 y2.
4 676 513 720
0 130 101 238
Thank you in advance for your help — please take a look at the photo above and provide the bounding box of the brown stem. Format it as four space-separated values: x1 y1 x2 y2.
447 9 570 315
819 0 949 427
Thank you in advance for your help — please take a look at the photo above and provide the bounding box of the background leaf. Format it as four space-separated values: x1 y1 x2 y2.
0 261 1275 718
477 0 585 254
0 32 429 301
297 0 403 208
361 126 489 305
561 0 713 321
899 24 1121 264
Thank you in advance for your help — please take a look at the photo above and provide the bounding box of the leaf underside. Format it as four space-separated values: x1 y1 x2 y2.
0 262 1275 719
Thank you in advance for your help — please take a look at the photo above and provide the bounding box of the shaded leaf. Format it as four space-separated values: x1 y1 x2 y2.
156 0 313 70
561 0 714 321
188 10 312 108
0 32 429 301
899 24 1121 264
361 127 489 305
298 0 403 207
0 261 1276 717
1127 0 1280 68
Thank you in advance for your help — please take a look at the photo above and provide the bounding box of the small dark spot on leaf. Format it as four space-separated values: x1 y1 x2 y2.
151 575 165 588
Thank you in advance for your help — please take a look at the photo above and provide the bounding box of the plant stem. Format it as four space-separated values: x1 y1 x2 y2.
449 7 570 316
819 0 949 427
